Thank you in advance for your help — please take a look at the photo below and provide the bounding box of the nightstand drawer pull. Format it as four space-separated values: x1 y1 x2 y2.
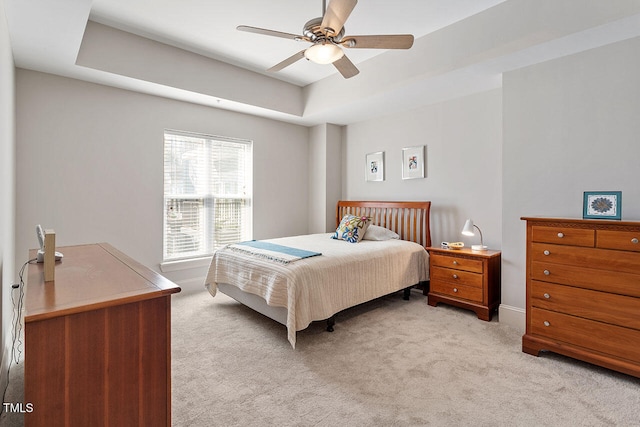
557 232 564 238
453 288 458 293
543 250 550 256
543 293 550 299
632 238 639 244
544 321 550 327
452 274 458 279
452 260 458 265
543 270 550 276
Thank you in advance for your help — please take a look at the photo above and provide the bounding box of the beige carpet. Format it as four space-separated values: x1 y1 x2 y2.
3 289 640 426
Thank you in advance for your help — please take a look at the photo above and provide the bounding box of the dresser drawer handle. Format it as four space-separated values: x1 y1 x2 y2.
557 232 564 238
633 238 639 244
543 293 550 299
452 274 458 279
453 288 458 293
543 250 550 256
543 270 550 276
453 260 459 265
544 321 550 327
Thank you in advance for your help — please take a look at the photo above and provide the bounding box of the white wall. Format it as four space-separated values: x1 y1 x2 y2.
502 36 640 330
308 125 327 234
308 123 342 234
342 89 503 251
325 124 342 230
0 0 16 397
15 70 310 293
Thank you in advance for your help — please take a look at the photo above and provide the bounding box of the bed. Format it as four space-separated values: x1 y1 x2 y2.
205 200 431 347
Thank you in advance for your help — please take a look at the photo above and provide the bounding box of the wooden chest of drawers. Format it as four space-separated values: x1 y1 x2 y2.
521 217 640 378
426 247 501 321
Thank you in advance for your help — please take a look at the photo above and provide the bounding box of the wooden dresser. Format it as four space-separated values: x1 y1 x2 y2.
25 243 181 426
521 217 640 378
426 247 501 321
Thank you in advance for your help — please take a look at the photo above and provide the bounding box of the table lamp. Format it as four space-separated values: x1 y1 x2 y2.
461 219 487 251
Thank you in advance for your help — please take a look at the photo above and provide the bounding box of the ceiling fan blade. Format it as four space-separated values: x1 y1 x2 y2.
237 25 306 41
321 0 357 37
342 34 414 49
267 50 307 72
333 54 359 79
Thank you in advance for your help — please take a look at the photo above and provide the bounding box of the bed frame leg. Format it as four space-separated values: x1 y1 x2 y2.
326 316 335 332
403 287 411 300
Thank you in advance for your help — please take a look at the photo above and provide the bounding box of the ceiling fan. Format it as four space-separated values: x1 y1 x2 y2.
237 0 414 79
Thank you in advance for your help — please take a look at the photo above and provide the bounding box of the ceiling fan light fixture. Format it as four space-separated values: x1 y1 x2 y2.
304 42 344 64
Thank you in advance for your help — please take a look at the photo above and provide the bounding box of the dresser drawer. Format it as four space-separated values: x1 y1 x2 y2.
530 261 640 297
530 242 640 275
597 230 640 252
430 281 483 303
430 266 482 288
531 226 594 247
430 253 483 273
530 281 640 329
530 307 640 363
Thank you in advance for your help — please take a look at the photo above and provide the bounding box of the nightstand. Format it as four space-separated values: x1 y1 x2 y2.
426 247 501 321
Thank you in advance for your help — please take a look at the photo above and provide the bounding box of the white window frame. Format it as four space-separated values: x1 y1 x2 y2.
162 129 252 264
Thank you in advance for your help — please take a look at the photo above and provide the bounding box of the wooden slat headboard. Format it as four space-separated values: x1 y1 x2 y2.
336 201 432 248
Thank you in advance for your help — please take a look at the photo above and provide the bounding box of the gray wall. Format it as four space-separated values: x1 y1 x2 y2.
15 70 310 293
501 36 640 329
0 0 16 396
342 89 503 253
343 35 640 332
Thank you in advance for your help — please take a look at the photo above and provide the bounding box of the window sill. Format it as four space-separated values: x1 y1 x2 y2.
160 256 212 273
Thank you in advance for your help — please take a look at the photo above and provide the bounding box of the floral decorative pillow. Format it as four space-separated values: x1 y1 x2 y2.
332 214 371 243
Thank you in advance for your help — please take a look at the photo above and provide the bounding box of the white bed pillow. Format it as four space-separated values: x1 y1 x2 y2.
363 224 400 241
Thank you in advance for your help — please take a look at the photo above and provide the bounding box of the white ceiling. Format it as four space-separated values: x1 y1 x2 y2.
5 0 640 126
88 0 507 86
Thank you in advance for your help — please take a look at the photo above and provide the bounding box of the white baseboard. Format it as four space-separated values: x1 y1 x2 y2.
498 304 526 334
172 277 208 295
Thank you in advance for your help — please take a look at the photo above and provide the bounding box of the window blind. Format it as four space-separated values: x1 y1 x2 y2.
163 130 252 261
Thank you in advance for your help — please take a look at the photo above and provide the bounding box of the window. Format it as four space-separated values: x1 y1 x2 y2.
163 130 252 262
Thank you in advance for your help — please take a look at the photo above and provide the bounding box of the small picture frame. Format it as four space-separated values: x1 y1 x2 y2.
583 191 622 220
402 145 425 180
365 151 385 182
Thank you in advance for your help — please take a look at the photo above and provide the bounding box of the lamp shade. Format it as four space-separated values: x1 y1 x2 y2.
304 42 344 64
461 219 475 236
461 219 487 250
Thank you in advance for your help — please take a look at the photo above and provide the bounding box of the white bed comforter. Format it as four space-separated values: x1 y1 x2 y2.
205 233 429 347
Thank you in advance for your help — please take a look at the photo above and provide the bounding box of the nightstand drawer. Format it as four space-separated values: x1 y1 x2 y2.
430 281 482 303
430 253 483 273
430 266 482 288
